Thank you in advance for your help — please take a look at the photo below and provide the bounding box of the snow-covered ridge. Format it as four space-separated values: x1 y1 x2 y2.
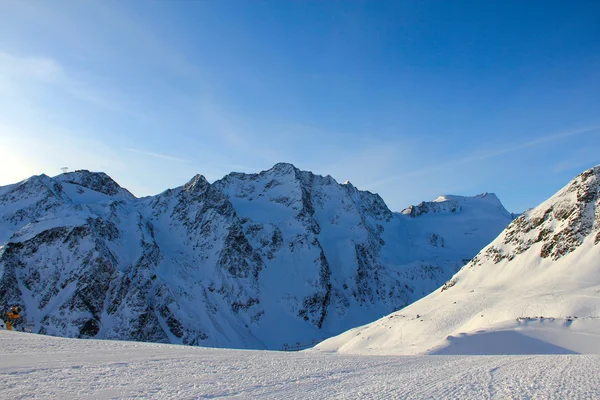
316 165 600 355
401 192 511 219
0 163 514 349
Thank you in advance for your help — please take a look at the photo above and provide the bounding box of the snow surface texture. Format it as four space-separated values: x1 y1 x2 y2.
1 330 599 399
0 164 513 350
317 166 600 355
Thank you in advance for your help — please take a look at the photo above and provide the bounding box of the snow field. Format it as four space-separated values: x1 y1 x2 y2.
1 331 600 399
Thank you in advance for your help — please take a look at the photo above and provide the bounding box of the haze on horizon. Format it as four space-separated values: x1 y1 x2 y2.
0 0 599 213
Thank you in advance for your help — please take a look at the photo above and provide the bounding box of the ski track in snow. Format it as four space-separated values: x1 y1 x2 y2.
1 331 599 399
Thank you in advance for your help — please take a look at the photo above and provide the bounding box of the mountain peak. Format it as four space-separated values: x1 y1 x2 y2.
342 180 356 191
183 173 209 192
433 192 500 203
402 192 511 218
55 170 134 198
267 162 298 175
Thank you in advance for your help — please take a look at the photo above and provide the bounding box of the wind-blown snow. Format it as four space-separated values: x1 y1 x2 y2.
1 330 599 399
316 166 600 355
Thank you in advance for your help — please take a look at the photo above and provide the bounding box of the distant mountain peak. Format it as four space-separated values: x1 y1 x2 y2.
401 192 511 219
183 173 209 192
54 169 134 198
270 161 297 171
432 192 500 203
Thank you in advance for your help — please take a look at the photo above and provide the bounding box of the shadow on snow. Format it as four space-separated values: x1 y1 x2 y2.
429 330 577 355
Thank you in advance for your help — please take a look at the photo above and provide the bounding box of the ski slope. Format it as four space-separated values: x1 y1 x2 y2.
1 330 599 399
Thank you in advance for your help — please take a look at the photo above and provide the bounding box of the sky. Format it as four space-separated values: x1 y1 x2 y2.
0 0 599 212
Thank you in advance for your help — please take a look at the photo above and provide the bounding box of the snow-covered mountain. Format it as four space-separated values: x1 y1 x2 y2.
399 192 515 268
0 163 514 349
316 166 600 355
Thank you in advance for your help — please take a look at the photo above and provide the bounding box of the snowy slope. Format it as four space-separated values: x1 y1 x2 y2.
0 164 513 350
316 166 600 355
2 330 600 399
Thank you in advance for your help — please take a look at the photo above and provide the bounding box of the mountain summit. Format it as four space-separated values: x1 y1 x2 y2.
0 164 513 349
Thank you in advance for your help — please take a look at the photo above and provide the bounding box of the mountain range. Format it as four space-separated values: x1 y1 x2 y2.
0 163 515 349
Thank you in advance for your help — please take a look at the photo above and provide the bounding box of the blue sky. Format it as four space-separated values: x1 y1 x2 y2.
0 0 599 212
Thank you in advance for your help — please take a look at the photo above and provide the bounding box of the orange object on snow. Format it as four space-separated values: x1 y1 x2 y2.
3 306 20 330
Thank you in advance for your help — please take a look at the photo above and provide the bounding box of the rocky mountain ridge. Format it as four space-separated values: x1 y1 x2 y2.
0 163 515 349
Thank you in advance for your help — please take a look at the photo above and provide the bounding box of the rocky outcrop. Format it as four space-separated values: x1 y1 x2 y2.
472 166 600 266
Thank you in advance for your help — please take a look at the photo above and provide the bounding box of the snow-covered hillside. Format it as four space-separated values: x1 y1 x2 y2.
2 330 600 399
316 166 600 355
0 163 513 349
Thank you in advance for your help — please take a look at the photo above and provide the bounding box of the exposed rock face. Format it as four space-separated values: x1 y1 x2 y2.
0 165 514 349
473 166 600 266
